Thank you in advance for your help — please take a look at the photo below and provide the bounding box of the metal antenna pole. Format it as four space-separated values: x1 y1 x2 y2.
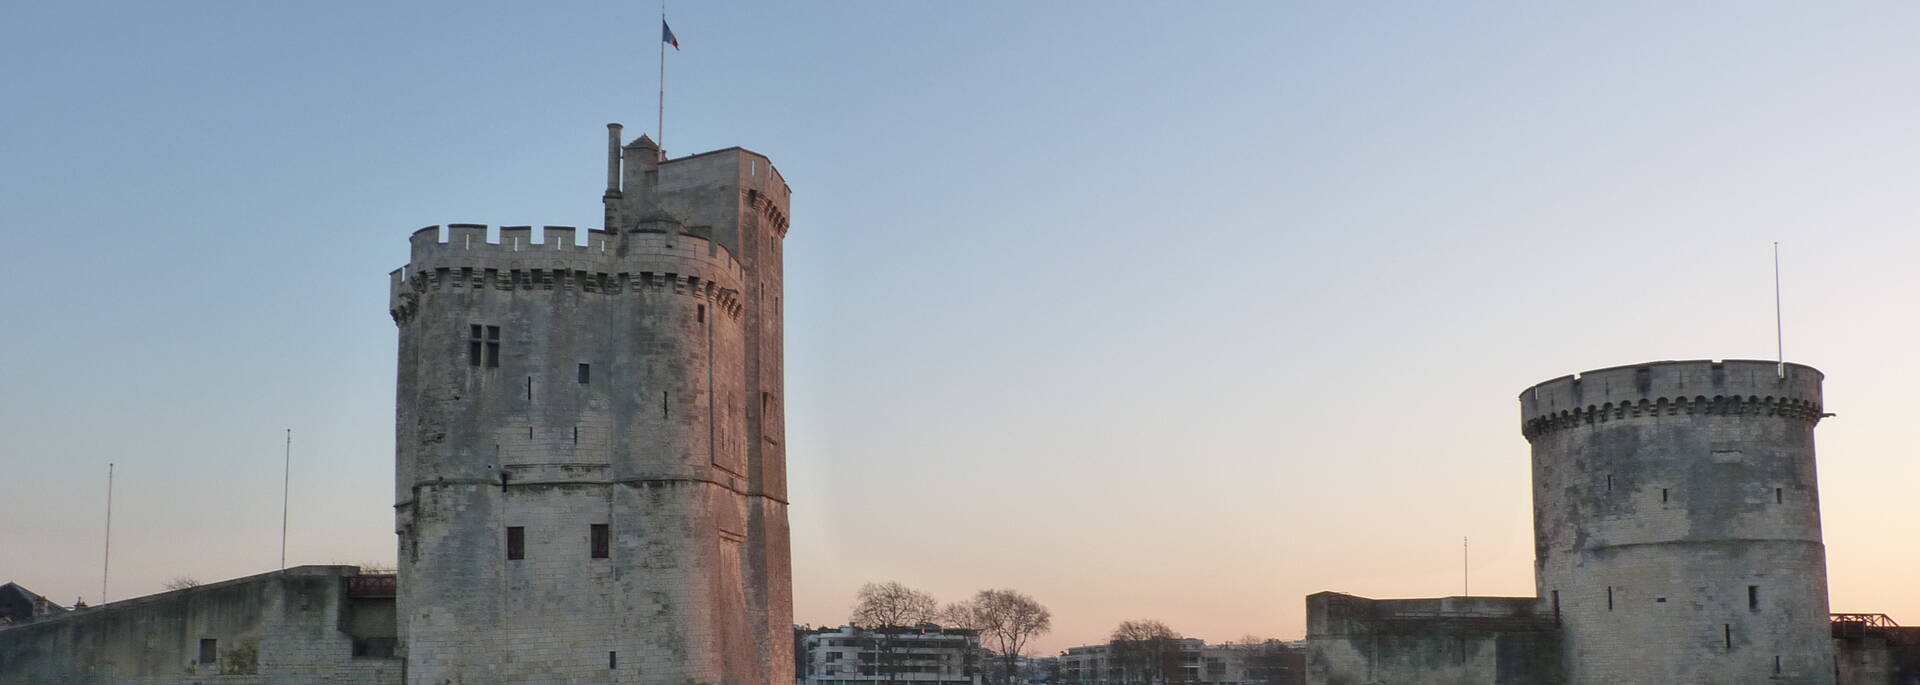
1774 242 1784 378
102 463 113 604
281 429 291 571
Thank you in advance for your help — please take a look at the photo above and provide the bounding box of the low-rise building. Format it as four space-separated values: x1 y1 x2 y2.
798 624 982 685
1057 638 1303 685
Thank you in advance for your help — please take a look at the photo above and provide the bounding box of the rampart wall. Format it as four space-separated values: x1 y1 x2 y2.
1304 592 1562 685
0 566 398 684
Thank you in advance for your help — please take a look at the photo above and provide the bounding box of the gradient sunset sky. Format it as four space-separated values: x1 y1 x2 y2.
4 2 1919 655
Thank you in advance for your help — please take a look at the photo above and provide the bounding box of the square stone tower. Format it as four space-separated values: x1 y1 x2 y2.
388 125 792 684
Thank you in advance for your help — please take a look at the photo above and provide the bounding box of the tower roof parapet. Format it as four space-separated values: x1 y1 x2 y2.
389 223 745 324
1519 359 1825 440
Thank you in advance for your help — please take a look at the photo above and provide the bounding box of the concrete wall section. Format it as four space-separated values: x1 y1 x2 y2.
0 566 399 684
1304 593 1562 685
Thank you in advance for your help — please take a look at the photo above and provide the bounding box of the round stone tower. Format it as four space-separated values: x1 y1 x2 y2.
1520 360 1832 684
388 131 792 684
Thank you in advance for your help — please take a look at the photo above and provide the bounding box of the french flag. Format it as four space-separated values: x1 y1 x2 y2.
662 20 680 50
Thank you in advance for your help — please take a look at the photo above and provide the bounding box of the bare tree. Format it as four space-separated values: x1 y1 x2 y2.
850 581 938 628
954 589 1050 685
850 582 939 685
162 576 202 591
1110 619 1182 685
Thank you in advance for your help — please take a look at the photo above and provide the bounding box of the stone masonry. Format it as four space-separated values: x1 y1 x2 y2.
388 127 793 684
1307 359 1851 685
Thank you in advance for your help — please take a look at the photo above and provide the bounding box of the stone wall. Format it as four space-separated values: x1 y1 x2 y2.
390 138 793 684
1522 360 1833 684
0 566 399 684
1304 592 1562 685
1835 627 1920 685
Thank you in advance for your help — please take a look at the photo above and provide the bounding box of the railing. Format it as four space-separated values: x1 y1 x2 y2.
346 574 397 598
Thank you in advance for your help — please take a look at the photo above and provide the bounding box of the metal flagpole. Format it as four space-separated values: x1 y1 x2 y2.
102 463 113 604
281 429 291 571
1463 537 1469 596
658 0 667 151
1774 242 1784 378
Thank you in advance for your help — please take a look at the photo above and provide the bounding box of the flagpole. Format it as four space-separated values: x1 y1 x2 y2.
658 1 667 152
102 462 113 605
1774 242 1784 378
280 429 291 571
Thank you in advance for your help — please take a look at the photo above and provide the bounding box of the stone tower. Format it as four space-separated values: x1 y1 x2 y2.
388 125 792 684
1520 360 1832 684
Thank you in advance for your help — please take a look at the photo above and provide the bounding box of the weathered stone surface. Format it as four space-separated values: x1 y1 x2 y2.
1306 359 1845 685
390 140 793 684
0 566 400 684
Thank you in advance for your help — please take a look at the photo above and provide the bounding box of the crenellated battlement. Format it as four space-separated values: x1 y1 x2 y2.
389 224 745 325
1519 359 1825 440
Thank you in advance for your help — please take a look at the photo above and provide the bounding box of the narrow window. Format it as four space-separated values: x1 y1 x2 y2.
610 651 618 669
1662 488 1669 503
526 376 533 400
527 426 533 439
697 304 705 323
662 391 669 419
506 526 525 560
485 325 501 368
1551 590 1560 623
1749 585 1760 612
1775 655 1782 675
1607 586 1614 611
468 325 483 367
573 426 579 444
199 638 218 663
1776 488 1783 504
1725 624 1732 650
591 524 610 559
578 363 590 384
1606 474 1613 492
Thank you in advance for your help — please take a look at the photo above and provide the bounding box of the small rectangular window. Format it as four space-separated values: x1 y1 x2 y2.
526 376 533 400
573 426 579 444
1775 655 1782 675
486 325 501 367
610 651 617 669
1607 586 1614 611
578 363 590 384
1662 488 1669 503
1776 488 1783 504
591 524 609 559
697 304 705 322
1725 623 1732 650
1551 590 1560 623
1749 585 1760 612
199 638 218 663
468 324 484 367
507 526 525 560
1606 474 1613 492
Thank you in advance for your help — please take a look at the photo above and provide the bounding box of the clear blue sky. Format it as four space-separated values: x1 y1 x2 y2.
4 1 1919 652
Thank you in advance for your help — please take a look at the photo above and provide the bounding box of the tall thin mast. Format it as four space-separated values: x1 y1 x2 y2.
1774 242 1784 378
102 463 113 604
281 429 291 571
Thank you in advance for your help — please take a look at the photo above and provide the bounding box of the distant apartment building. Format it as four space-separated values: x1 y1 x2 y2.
1057 639 1303 685
797 625 983 685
